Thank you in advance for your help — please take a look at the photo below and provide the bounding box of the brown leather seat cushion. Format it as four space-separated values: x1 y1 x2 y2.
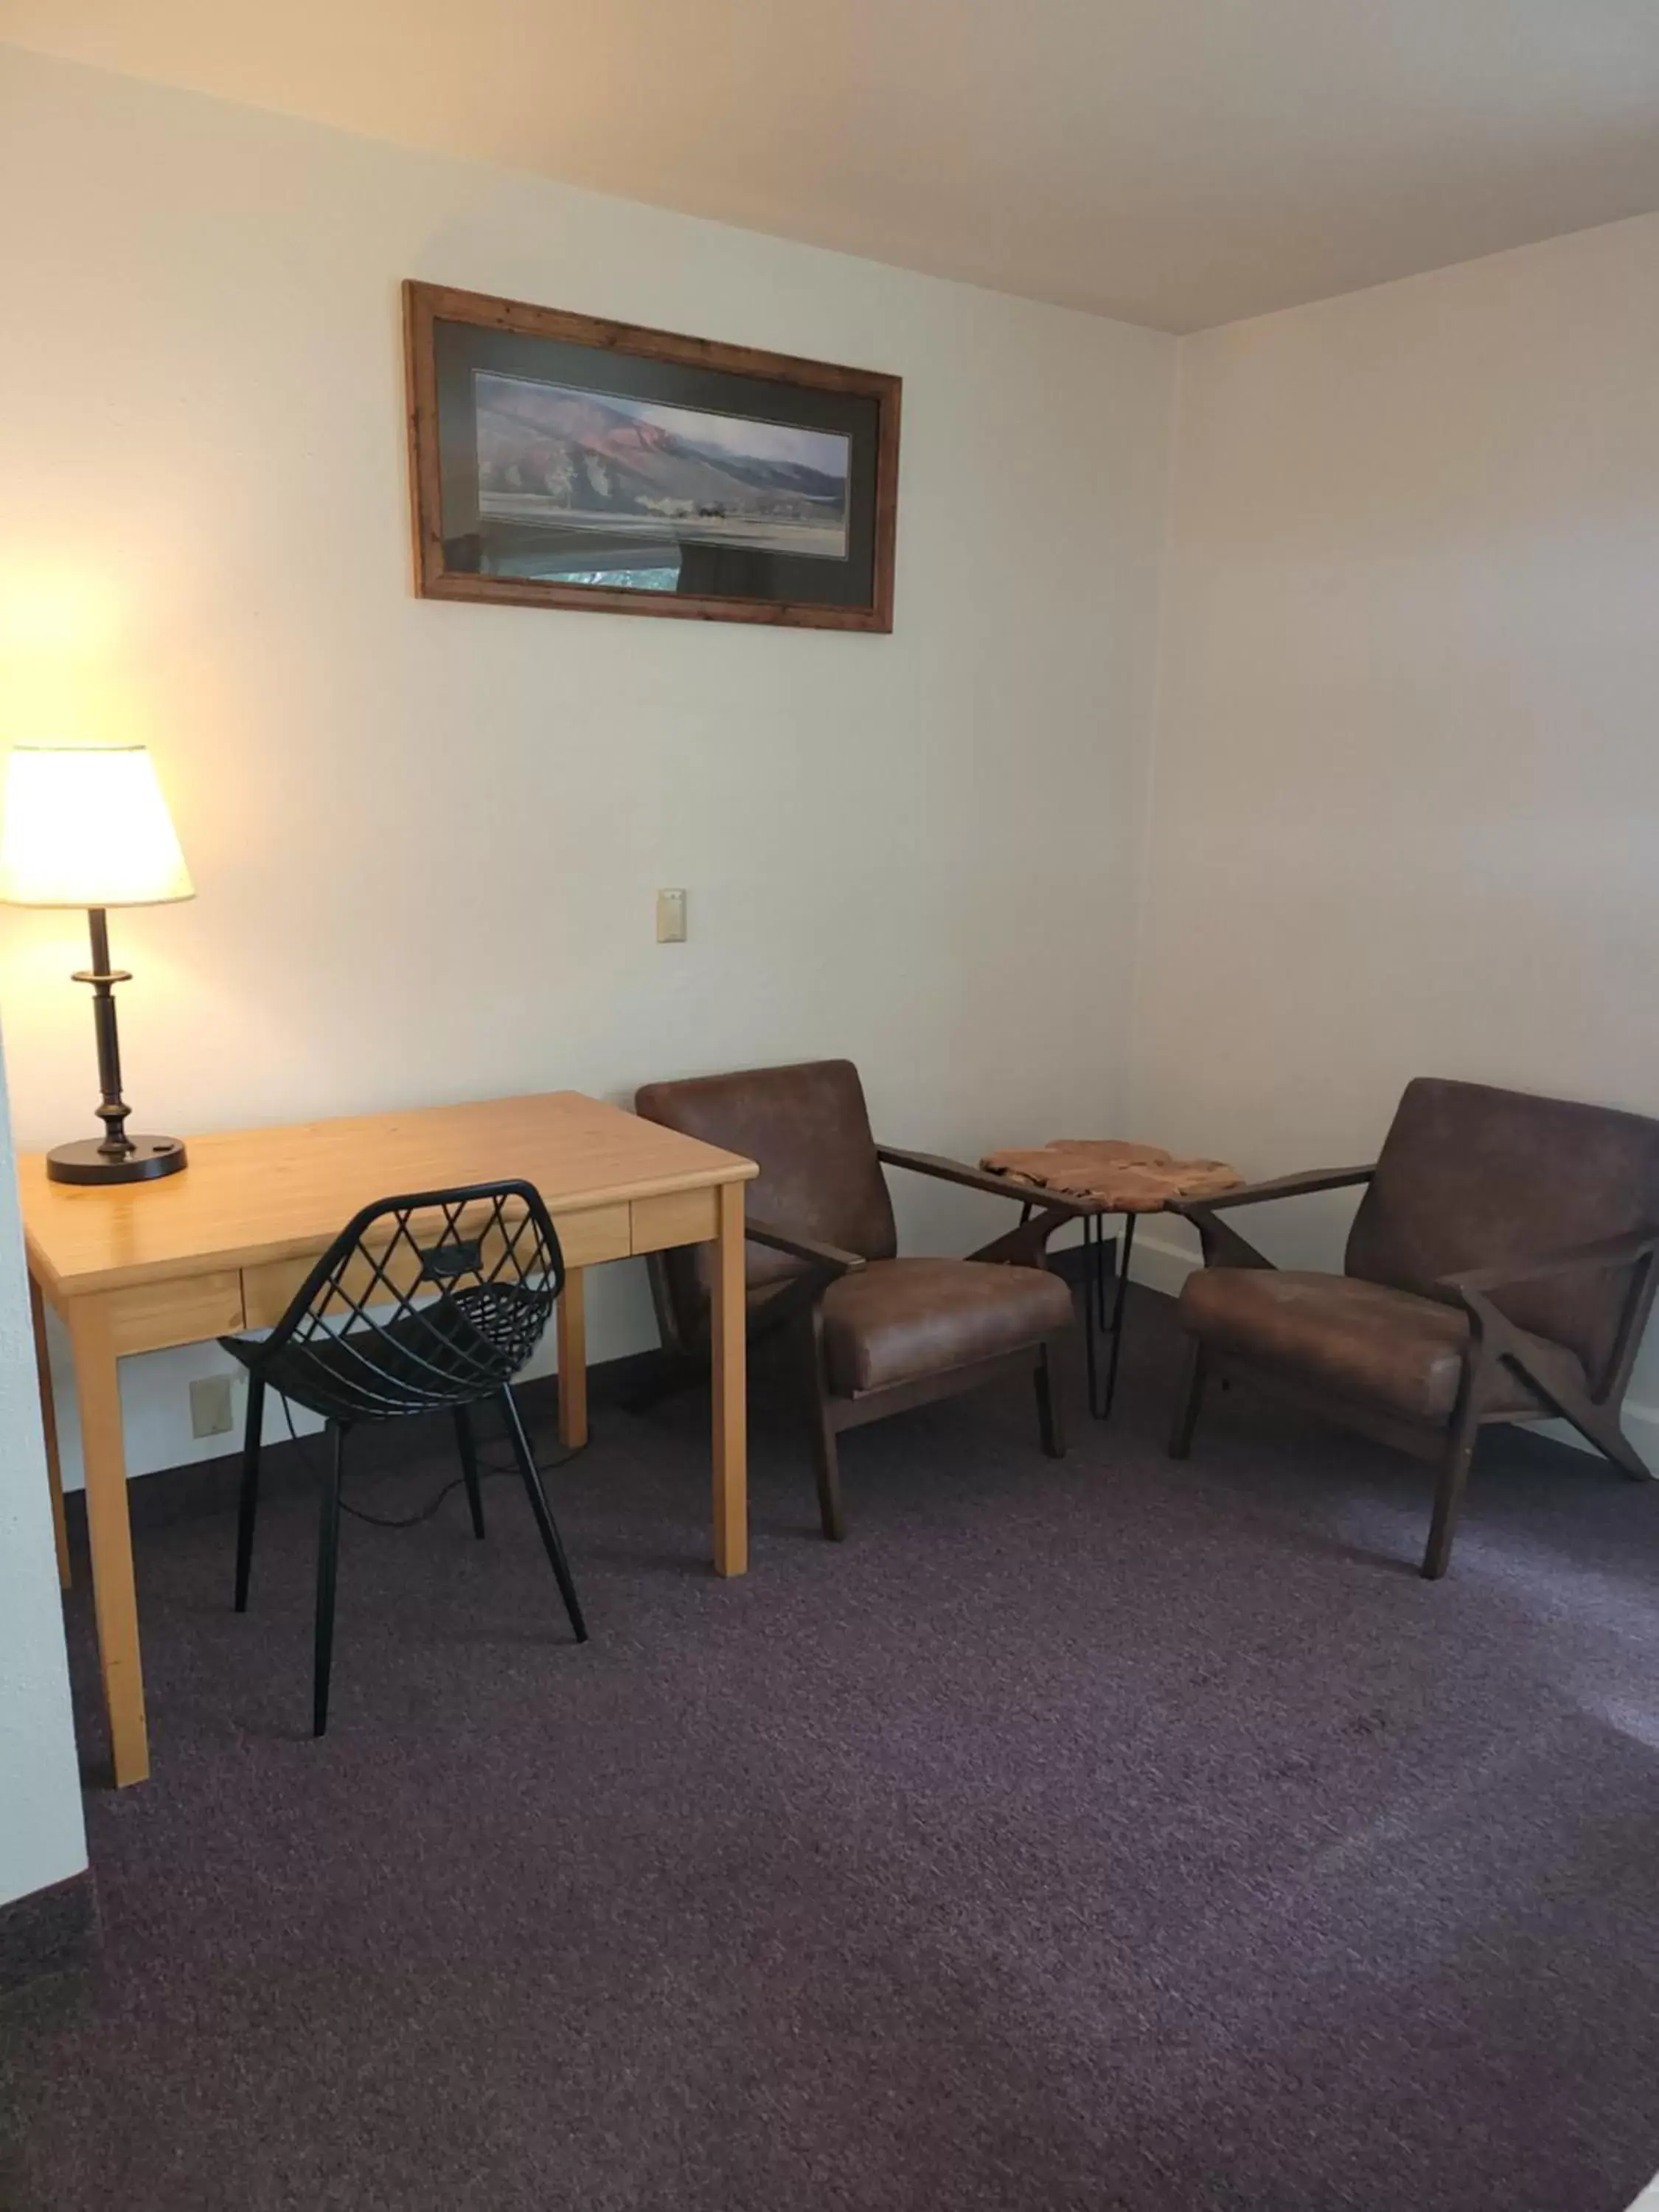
1178 1267 1587 1425
820 1258 1073 1397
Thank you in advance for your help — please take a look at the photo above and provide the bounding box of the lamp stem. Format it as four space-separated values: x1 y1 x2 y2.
80 907 134 1161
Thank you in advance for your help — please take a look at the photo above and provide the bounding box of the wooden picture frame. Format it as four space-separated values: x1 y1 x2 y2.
403 282 900 631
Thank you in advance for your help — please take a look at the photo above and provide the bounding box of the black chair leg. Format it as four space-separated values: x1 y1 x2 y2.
1169 1340 1207 1458
313 1421 347 1738
498 1388 588 1643
1034 1340 1065 1458
453 1404 487 1537
234 1372 265 1613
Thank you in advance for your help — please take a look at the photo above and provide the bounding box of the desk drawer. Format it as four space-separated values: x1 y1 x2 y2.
631 1187 718 1254
109 1272 246 1357
237 1203 634 1331
241 1257 317 1331
242 1239 442 1329
556 1204 631 1269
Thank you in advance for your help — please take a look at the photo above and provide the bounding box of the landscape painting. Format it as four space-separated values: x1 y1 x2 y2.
473 372 852 563
405 282 900 629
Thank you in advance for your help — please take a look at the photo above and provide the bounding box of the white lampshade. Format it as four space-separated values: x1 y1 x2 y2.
0 745 194 908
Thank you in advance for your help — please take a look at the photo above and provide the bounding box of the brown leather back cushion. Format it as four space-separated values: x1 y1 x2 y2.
1346 1077 1659 1382
634 1060 898 1338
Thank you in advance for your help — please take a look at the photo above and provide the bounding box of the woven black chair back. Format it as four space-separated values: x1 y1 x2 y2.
227 1180 563 1425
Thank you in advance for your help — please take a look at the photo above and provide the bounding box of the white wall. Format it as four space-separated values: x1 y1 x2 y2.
0 1026 87 1907
1129 211 1659 1445
0 47 1178 1482
17 46 1653 1505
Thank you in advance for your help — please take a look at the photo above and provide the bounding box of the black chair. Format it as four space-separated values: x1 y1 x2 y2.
221 1178 588 1736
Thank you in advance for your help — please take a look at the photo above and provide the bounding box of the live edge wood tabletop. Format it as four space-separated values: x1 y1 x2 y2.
21 1091 759 1788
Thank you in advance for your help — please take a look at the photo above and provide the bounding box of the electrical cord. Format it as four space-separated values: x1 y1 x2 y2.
278 1396 587 1528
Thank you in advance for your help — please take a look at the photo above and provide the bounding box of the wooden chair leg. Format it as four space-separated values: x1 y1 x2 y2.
233 1373 265 1613
1169 1340 1208 1459
799 1313 846 1541
1422 1428 1477 1581
1422 1367 1489 1579
1034 1340 1065 1458
810 1411 846 1543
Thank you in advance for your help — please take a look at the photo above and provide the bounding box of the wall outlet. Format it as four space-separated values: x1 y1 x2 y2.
189 1374 237 1440
655 888 687 943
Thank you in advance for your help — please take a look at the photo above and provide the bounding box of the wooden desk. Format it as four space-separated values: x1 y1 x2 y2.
21 1091 758 1788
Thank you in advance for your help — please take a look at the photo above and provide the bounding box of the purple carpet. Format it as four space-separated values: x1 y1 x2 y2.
5 1287 1659 2211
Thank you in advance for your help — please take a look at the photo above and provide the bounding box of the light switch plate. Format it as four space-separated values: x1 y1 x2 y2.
656 888 687 943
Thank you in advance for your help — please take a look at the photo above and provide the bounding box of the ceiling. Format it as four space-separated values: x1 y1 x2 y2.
6 0 1659 331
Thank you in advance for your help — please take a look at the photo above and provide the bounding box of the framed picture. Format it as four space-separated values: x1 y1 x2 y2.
403 282 900 631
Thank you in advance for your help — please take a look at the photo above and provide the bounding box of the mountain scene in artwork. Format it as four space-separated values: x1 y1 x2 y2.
473 372 851 561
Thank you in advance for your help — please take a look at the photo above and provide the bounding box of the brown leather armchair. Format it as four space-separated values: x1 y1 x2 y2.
633 1059 1081 1538
1167 1077 1659 1577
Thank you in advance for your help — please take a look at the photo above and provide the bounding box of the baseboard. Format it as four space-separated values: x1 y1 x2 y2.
1051 1222 1197 1304
1124 1224 1201 1301
0 1871 97 1999
1122 1225 1659 1465
64 1353 668 1541
69 1246 1659 1514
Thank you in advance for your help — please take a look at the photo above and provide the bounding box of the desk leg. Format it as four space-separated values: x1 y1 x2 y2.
66 1295 149 1787
29 1276 70 1590
557 1267 588 1450
711 1180 748 1576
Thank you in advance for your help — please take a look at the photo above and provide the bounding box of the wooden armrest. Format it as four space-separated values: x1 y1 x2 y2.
1439 1225 1659 1298
746 1217 866 1276
877 1144 1092 1211
1167 1166 1371 1273
1166 1164 1374 1219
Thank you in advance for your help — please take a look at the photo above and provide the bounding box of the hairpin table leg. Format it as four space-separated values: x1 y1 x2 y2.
1102 1212 1136 1417
1081 1209 1137 1420
1082 1211 1102 1416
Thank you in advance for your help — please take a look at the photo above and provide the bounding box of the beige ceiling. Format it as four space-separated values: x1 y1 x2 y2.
6 1 1659 331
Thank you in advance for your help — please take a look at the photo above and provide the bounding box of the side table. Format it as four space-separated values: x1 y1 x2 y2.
981 1140 1243 1417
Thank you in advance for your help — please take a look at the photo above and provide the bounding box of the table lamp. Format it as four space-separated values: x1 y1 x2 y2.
0 744 195 1184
